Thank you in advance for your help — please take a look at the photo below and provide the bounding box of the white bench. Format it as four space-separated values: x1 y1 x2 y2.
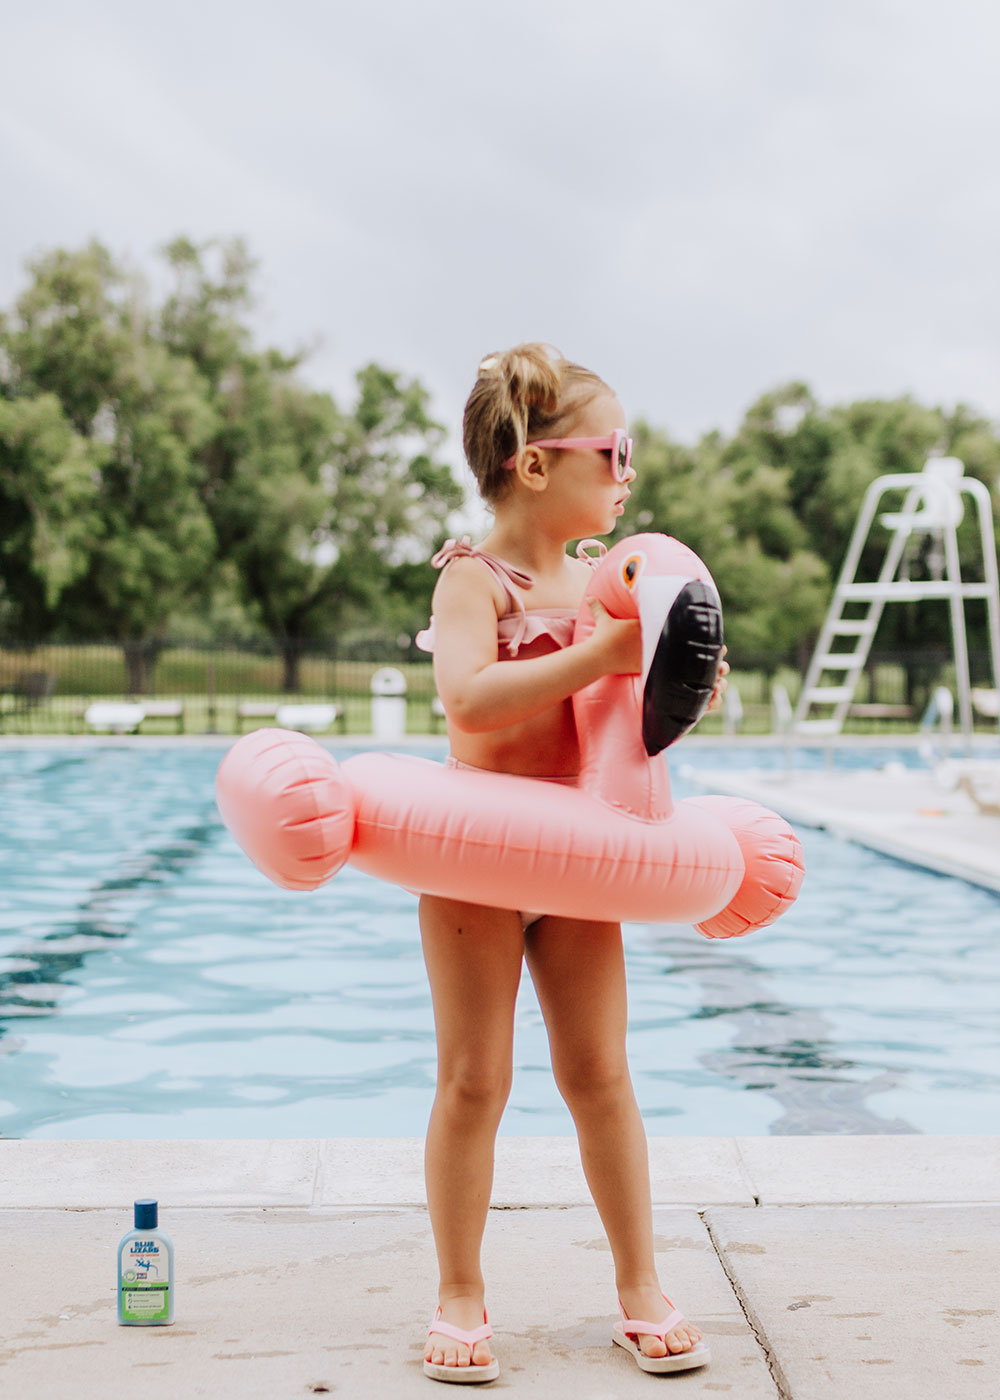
847 703 915 721
139 700 185 733
84 702 146 734
236 700 345 734
235 701 281 731
275 704 342 733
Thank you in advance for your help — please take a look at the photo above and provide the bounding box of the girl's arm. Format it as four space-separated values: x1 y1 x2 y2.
432 558 641 734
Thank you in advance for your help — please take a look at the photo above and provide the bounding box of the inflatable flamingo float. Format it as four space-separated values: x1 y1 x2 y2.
216 534 804 938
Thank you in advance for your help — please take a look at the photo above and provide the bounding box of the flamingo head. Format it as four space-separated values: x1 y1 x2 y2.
586 533 725 753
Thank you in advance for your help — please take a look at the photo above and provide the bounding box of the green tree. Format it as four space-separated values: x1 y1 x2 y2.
1 236 466 691
785 394 1000 696
4 242 131 433
625 383 999 701
156 238 464 686
623 414 829 661
623 422 733 561
1 242 221 689
0 393 103 636
58 342 219 689
1 249 219 691
206 358 462 689
158 235 257 389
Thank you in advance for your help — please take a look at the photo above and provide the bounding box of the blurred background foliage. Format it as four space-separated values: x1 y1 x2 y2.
2 237 999 698
622 384 1000 690
0 237 462 691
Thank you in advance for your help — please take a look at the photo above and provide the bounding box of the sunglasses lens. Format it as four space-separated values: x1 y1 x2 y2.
616 436 629 481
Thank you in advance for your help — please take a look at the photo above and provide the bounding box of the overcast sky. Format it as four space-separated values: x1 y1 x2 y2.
3 0 999 484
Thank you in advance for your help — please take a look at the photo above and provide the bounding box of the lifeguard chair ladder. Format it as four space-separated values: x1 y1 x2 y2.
792 457 1000 742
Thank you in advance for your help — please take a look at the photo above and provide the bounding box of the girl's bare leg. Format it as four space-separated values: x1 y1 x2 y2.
525 917 703 1360
420 894 525 1371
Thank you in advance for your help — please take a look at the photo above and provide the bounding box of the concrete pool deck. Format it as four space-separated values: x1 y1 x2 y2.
690 753 1000 893
1 1134 998 1398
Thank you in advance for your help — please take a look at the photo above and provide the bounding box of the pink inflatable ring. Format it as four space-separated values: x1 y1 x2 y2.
216 535 804 938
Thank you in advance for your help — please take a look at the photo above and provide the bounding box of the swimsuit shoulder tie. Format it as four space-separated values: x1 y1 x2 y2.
428 537 535 655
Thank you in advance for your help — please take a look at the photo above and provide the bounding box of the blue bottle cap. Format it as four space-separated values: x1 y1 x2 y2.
134 1199 158 1230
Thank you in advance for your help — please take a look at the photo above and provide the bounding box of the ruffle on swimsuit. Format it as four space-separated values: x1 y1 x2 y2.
415 536 606 657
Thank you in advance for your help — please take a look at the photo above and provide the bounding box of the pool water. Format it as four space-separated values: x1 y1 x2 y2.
1 742 998 1139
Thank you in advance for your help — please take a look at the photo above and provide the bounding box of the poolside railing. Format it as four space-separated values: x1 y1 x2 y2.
0 639 995 737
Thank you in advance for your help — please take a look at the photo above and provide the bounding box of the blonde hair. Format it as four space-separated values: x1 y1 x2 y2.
463 342 612 503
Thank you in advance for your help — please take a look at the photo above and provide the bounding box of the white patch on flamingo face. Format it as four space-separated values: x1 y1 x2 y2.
636 574 721 685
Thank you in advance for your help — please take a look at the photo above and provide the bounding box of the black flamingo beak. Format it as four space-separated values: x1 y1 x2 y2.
636 576 725 755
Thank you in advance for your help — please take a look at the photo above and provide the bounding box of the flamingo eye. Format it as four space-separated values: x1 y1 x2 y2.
621 553 645 589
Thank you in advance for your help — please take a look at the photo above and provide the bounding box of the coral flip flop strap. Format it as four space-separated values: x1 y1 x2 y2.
428 1307 493 1346
619 1297 685 1339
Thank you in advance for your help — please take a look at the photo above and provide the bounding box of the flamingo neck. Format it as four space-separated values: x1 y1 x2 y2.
574 672 673 820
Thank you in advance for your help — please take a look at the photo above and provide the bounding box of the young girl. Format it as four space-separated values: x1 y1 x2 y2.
419 344 724 1384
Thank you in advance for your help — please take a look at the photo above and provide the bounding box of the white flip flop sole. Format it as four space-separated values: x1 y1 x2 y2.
612 1325 711 1373
423 1356 500 1383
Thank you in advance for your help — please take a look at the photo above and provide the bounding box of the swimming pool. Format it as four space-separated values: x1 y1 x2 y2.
1 741 998 1139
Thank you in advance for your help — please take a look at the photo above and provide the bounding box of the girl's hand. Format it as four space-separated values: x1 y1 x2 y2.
587 598 642 675
705 647 730 713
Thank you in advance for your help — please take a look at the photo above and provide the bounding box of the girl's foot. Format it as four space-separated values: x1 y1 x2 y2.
617 1283 704 1359
424 1290 496 1372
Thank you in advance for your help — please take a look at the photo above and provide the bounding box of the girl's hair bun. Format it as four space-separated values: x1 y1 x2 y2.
464 343 609 504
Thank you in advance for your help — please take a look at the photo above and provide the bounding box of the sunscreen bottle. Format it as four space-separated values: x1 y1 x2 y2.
117 1199 174 1325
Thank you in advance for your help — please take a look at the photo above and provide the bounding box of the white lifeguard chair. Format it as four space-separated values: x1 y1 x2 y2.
793 456 1000 743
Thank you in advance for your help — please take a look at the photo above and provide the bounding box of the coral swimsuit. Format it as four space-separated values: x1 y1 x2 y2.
415 536 581 658
416 536 596 929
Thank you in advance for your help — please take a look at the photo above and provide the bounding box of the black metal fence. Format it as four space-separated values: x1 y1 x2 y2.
0 638 996 736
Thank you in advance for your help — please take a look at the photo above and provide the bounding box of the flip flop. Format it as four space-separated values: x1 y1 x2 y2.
424 1306 500 1384
613 1294 711 1373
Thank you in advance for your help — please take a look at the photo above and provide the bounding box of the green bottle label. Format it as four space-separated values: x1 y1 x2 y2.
120 1237 170 1322
120 1280 170 1322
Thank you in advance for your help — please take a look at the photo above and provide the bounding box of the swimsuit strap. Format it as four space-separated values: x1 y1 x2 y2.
430 536 534 654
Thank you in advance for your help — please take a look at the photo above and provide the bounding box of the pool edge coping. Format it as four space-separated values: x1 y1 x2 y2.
1 1134 997 1211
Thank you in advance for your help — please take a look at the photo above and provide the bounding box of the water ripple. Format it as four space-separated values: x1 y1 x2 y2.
1 743 998 1138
